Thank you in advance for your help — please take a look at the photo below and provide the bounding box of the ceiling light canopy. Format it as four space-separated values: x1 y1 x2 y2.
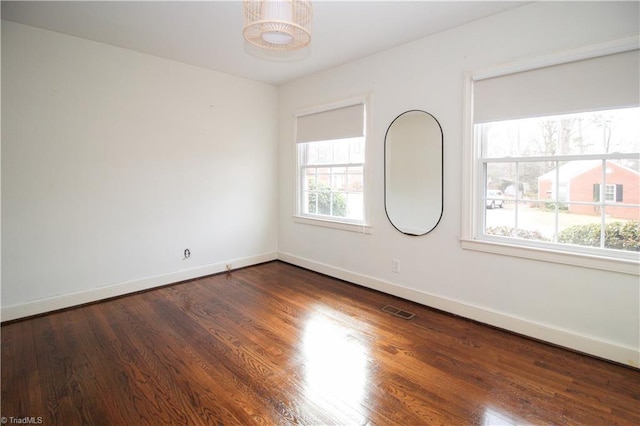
243 0 312 51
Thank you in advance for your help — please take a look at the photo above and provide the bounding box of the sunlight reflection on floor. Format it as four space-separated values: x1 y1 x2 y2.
483 407 519 426
302 310 370 424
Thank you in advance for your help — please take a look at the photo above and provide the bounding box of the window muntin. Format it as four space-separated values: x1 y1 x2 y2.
478 108 640 257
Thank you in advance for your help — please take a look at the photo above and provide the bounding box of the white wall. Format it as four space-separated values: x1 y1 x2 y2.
1 21 279 319
278 2 640 366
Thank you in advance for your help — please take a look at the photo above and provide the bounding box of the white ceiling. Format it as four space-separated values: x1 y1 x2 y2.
1 1 529 86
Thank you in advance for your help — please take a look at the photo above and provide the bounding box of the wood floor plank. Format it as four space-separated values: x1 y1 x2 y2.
2 261 639 425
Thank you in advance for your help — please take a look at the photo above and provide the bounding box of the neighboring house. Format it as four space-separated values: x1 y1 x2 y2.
538 160 640 220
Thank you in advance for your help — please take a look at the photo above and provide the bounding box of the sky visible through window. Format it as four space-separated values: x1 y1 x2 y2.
482 107 640 158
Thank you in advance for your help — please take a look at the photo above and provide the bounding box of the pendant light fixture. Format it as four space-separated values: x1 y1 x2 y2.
243 0 312 51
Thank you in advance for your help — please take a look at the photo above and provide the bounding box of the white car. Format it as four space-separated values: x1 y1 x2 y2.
486 190 505 209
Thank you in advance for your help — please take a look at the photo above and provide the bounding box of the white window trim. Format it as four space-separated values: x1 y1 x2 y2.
461 36 640 276
292 215 373 234
293 94 373 232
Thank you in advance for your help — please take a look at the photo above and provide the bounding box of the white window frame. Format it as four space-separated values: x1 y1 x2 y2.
293 95 372 234
461 37 640 275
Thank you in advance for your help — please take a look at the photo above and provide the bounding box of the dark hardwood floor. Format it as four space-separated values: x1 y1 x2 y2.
2 261 639 425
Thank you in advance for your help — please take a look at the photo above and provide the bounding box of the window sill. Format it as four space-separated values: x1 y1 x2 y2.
460 238 639 275
293 215 372 234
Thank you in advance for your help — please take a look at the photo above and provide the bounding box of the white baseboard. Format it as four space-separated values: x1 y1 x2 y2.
277 251 639 368
1 252 277 322
4 251 637 367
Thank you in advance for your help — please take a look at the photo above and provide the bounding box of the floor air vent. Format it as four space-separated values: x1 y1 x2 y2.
381 305 416 320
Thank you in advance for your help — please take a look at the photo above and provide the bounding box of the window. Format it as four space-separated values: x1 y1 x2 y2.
604 184 616 203
594 183 624 203
299 138 364 220
295 100 368 231
463 41 640 273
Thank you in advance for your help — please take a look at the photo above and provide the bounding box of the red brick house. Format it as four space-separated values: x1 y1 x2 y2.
538 161 639 220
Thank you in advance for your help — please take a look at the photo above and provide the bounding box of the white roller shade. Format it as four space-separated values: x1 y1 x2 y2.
474 49 640 123
296 103 364 143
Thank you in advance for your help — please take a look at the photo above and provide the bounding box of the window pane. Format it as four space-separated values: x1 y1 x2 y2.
605 220 640 251
518 161 549 201
557 219 602 248
304 190 315 214
317 192 331 215
334 144 349 164
331 192 347 217
318 144 332 164
332 168 347 191
485 162 514 202
605 212 640 251
604 159 640 209
481 107 640 158
301 138 365 166
349 139 365 163
486 199 549 243
305 144 318 165
348 167 364 192
305 169 317 190
555 211 640 252
604 204 640 223
609 158 640 177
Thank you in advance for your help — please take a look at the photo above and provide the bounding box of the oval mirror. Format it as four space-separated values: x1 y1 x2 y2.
384 110 443 236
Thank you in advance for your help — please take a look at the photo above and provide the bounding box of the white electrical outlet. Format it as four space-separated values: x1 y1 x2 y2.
392 258 400 273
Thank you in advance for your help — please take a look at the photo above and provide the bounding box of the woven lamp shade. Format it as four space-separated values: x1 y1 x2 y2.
243 0 312 51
